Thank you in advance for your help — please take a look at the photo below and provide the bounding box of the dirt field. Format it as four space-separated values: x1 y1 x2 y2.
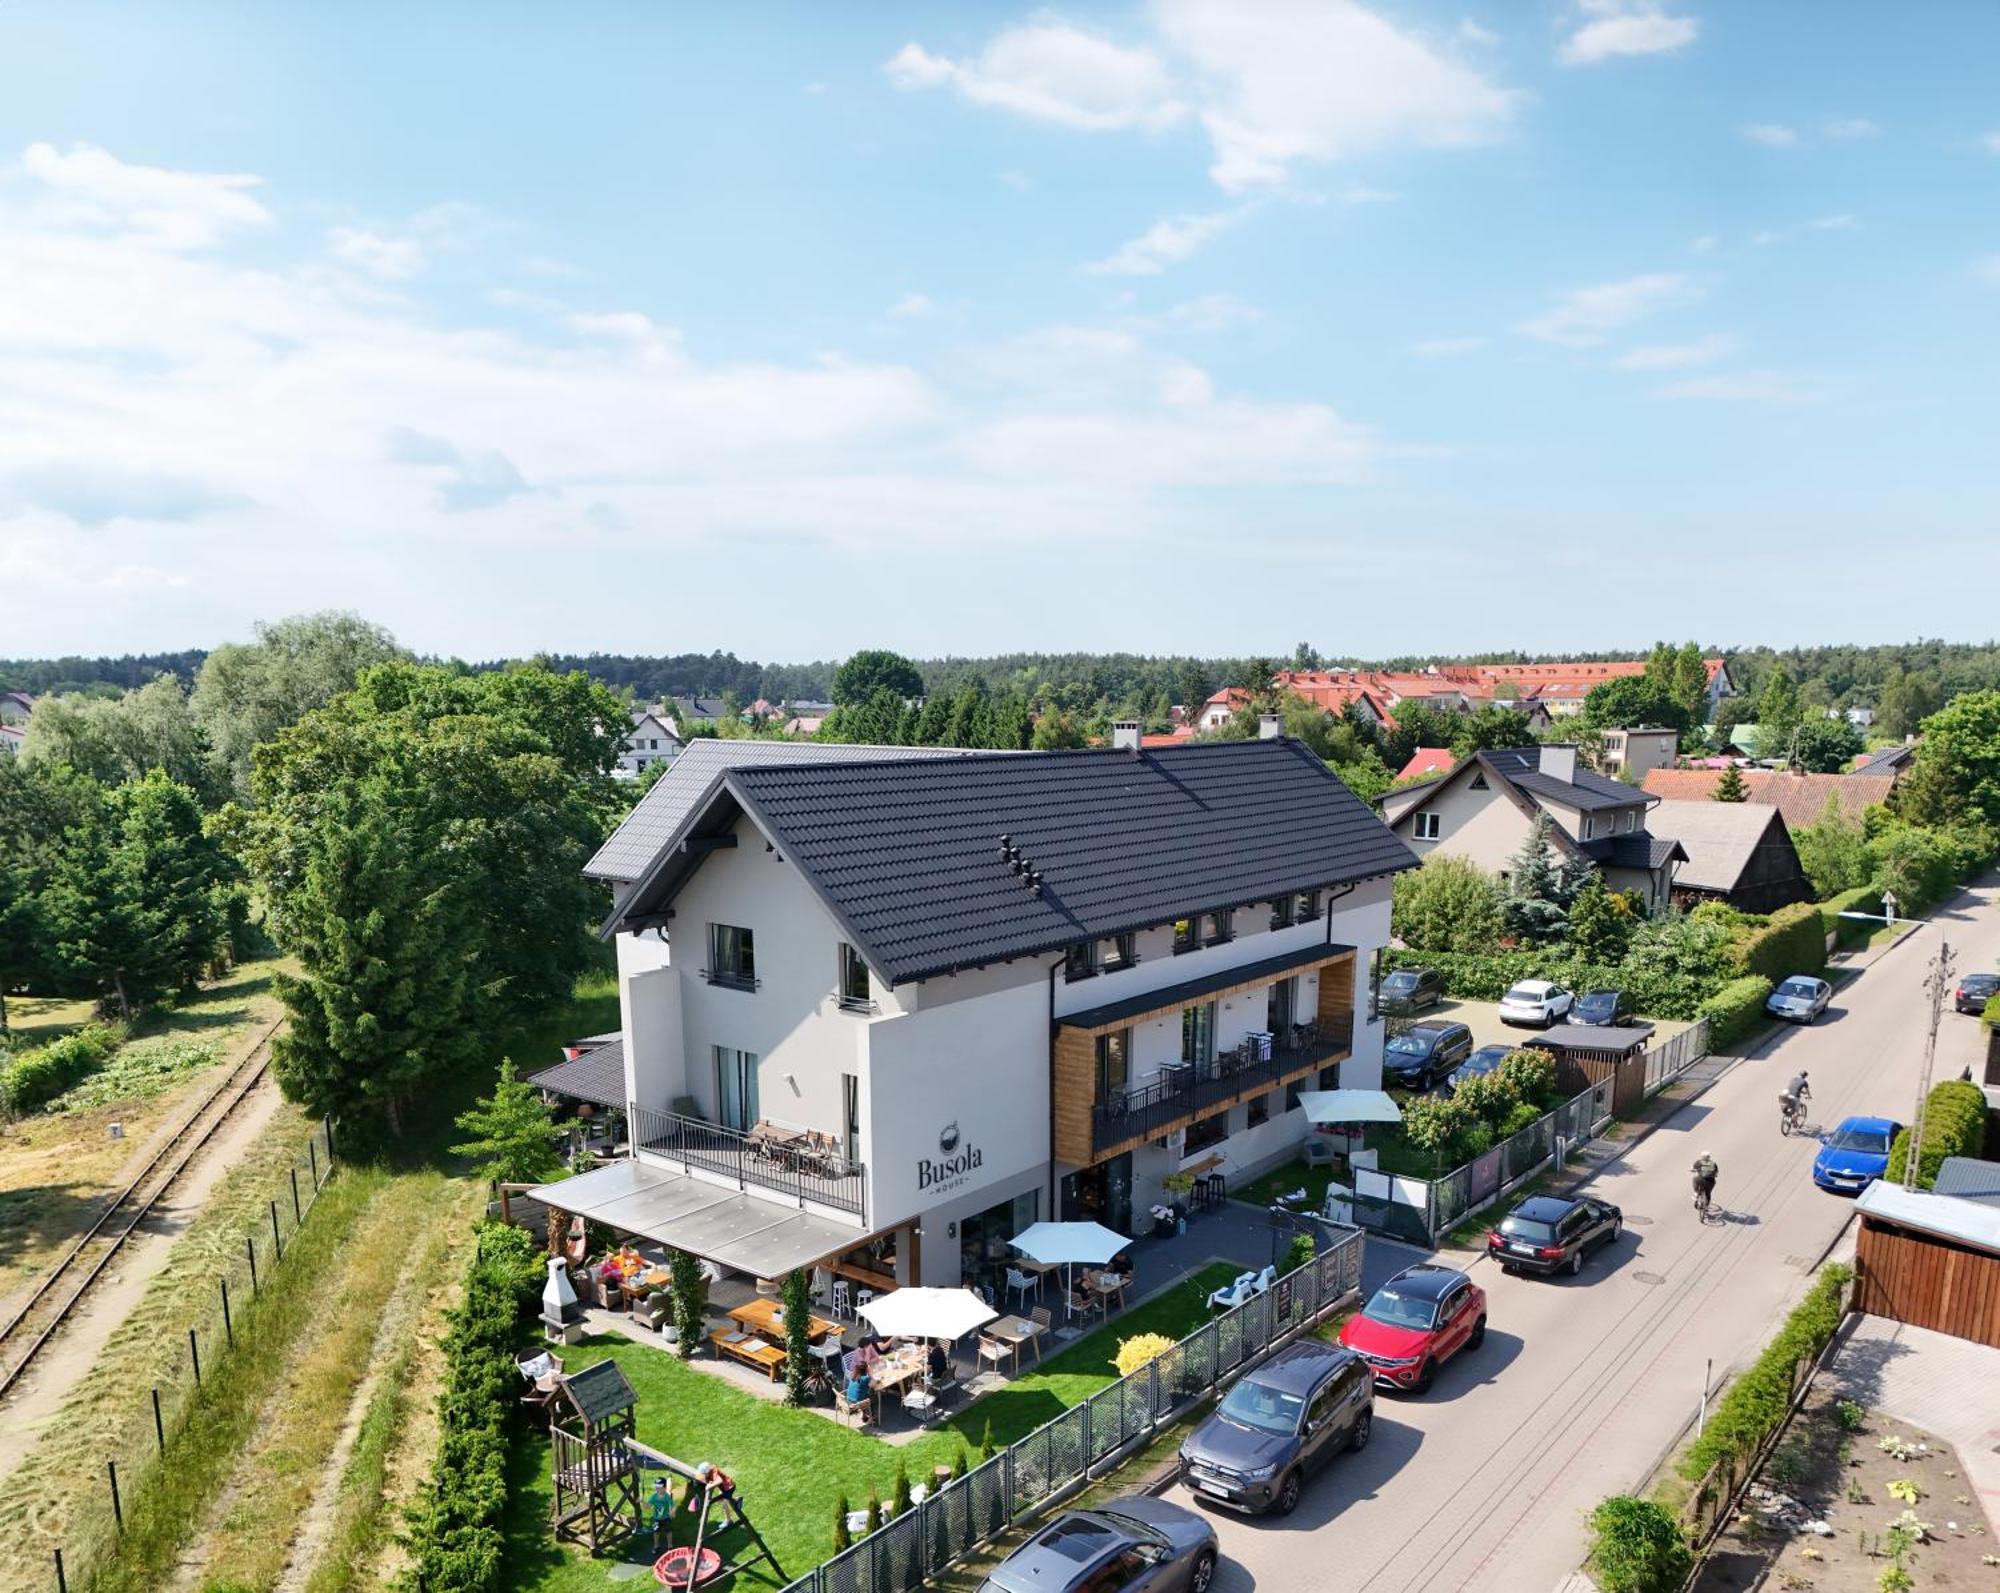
1696 1385 2000 1591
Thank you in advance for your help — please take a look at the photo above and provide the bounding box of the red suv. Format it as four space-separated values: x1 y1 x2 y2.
1338 1264 1486 1394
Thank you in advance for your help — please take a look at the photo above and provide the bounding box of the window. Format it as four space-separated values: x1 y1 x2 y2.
1100 931 1136 971
1622 809 1637 833
1095 1030 1130 1099
1181 1002 1217 1067
1064 941 1097 982
1581 816 1595 840
1172 917 1198 955
1269 896 1295 930
1469 773 1489 790
838 942 872 1009
842 1073 861 1162
708 924 756 988
1203 909 1234 946
715 1046 760 1131
1413 812 1441 840
1248 1092 1272 1128
1267 977 1295 1035
1285 1081 1303 1112
1296 888 1321 921
1184 1112 1227 1155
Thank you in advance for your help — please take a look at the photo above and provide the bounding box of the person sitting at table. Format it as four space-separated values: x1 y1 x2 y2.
1110 1251 1135 1285
926 1339 949 1380
843 1351 871 1405
856 1336 884 1370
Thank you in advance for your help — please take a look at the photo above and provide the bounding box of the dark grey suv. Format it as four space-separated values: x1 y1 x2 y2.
1177 1341 1373 1516
978 1498 1218 1593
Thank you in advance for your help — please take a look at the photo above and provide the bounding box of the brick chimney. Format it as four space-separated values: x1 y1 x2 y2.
1540 744 1578 784
1111 720 1141 752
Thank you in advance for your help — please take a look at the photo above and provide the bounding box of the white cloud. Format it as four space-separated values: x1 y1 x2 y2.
1690 234 1720 254
1612 332 1735 370
16 140 270 249
996 169 1035 192
328 225 426 280
1409 335 1488 358
1558 1 1700 67
884 23 1184 132
1085 207 1248 275
1514 273 1694 347
1126 292 1264 333
1821 117 1879 140
887 292 937 319
803 81 829 96
1657 370 1826 403
1155 0 1516 190
1984 132 2000 155
1741 123 1800 149
1808 212 1858 231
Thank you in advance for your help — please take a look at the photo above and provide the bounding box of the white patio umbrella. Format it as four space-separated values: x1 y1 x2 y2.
856 1286 996 1342
1295 1089 1403 1125
1010 1220 1132 1327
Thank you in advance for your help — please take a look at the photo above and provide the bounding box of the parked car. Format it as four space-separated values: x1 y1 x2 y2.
1765 976 1832 1024
1338 1263 1486 1394
1956 972 2000 1015
1383 1021 1474 1090
1812 1115 1901 1195
1571 989 1636 1027
1486 1194 1622 1277
1380 966 1445 1015
1445 1043 1513 1095
1178 1341 1372 1516
979 1498 1219 1593
1498 980 1575 1028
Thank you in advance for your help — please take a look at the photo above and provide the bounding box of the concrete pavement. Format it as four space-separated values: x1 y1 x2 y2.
1169 876 1999 1593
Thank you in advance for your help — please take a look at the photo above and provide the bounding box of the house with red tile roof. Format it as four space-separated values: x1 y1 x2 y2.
1640 766 1898 830
1396 748 1455 783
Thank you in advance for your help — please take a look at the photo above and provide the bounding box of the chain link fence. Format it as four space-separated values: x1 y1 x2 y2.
39 1118 337 1593
780 1229 1365 1593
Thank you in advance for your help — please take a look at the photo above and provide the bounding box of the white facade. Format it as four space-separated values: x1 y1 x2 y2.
616 710 682 778
1601 727 1678 780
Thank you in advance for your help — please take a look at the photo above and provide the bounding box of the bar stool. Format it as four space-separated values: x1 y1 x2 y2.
1199 1171 1227 1209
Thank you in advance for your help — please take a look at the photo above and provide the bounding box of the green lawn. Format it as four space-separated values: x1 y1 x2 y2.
500 1262 1242 1593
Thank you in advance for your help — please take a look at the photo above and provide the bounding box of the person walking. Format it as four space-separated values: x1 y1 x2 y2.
647 1475 676 1554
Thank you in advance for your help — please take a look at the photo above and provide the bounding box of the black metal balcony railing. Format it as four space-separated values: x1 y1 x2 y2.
627 1103 865 1219
1090 1013 1355 1156
698 967 761 992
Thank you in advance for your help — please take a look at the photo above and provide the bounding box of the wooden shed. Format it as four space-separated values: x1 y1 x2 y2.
1525 1023 1655 1116
1852 1178 2000 1350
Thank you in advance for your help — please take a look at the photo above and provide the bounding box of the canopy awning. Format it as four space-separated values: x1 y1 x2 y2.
858 1287 996 1341
1295 1089 1403 1125
528 1160 861 1280
527 1036 627 1108
1010 1220 1131 1267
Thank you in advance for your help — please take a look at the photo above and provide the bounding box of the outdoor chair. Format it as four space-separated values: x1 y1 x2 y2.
1068 1288 1103 1325
1004 1267 1037 1311
833 1386 870 1428
1029 1305 1053 1334
1301 1135 1336 1170
977 1336 1013 1378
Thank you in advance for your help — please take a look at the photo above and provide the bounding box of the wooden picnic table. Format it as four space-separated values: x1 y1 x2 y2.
727 1297 841 1343
981 1314 1045 1374
710 1327 787 1381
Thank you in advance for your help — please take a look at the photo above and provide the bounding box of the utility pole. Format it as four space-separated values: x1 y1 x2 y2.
1904 941 1956 1191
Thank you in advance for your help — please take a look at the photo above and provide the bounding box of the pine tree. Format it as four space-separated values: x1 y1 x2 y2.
833 1495 853 1552
451 1058 565 1184
42 791 170 1018
1502 814 1570 945
1565 877 1631 963
113 769 229 991
1713 763 1748 802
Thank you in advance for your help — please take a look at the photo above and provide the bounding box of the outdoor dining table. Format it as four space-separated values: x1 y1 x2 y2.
866 1348 926 1422
981 1314 1044 1375
1081 1271 1129 1313
727 1296 842 1343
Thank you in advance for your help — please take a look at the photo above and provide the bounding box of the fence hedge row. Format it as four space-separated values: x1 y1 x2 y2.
1380 948 1708 1020
0 1021 126 1113
1695 975 1773 1051
1729 902 1828 984
408 1221 544 1593
1886 1079 1989 1189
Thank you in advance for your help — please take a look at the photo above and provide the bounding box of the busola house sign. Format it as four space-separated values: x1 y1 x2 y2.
918 1120 984 1194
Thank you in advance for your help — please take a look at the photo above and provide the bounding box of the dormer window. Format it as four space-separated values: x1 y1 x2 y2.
1414 812 1441 840
1203 909 1234 946
1100 932 1137 971
1064 941 1098 982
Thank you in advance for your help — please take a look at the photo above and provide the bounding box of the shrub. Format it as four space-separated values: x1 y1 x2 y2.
1114 1332 1177 1379
1885 1080 1987 1189
1586 1496 1691 1593
890 1460 912 1520
1823 883 1885 945
1866 823 1962 916
1392 854 1505 952
1493 1047 1559 1111
833 1494 852 1551
1282 1232 1316 1273
1696 975 1774 1050
669 1247 707 1360
1731 901 1828 983
407 1222 543 1593
1676 1264 1851 1484
0 1021 126 1113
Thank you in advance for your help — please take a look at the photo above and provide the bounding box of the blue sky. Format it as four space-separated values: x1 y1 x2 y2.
1 1 1996 662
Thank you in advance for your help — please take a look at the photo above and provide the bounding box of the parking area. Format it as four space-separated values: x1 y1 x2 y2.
1412 994 1695 1054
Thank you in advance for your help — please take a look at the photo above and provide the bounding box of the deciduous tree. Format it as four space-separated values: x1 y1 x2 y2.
830 649 923 707
451 1059 565 1185
1392 855 1504 952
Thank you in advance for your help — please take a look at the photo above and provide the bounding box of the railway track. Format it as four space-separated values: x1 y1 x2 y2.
0 1019 285 1401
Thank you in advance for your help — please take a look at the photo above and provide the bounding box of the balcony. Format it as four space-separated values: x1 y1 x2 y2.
1089 1015 1354 1157
628 1103 865 1219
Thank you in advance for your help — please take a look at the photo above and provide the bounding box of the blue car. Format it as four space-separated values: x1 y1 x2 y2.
1812 1115 1900 1194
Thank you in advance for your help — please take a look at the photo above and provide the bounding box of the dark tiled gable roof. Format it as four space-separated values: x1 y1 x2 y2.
719 739 1417 987
1482 748 1639 811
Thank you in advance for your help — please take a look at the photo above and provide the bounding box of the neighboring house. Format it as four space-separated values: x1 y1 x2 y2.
547 736 1416 1292
0 722 23 757
1599 726 1678 780
1490 658 1734 717
1396 748 1455 783
1649 800 1812 915
782 715 826 737
1270 672 1393 726
1839 706 1875 728
1378 745 1686 911
1264 658 1728 727
0 690 35 726
1702 722 1762 760
1850 743 1916 777
1641 767 1899 830
615 707 683 779
1196 687 1253 731
669 696 731 733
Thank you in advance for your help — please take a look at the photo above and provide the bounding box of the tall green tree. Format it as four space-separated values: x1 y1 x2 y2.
1671 643 1712 727
1756 663 1804 762
113 769 232 991
1502 814 1570 945
1895 689 2000 826
41 787 170 1018
1789 717 1865 773
21 674 223 802
1580 676 1691 737
1793 792 1872 897
829 649 924 706
451 1059 565 1184
1712 763 1748 802
1875 668 1941 740
1391 855 1504 952
1565 877 1632 963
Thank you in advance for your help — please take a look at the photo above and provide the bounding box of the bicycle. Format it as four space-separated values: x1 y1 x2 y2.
1692 1179 1715 1220
1779 1096 1807 1137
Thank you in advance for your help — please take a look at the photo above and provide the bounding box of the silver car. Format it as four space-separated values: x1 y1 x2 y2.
979 1499 1218 1593
1766 975 1832 1024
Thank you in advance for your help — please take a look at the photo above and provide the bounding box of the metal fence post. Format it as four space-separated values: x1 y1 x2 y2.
152 1387 164 1454
246 1234 258 1294
107 1460 122 1531
308 1136 320 1190
323 1114 335 1163
291 1167 302 1223
220 1277 233 1347
189 1326 201 1385
271 1200 283 1260
54 1549 65 1593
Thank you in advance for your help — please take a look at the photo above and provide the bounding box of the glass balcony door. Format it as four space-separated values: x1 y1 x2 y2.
715 1045 760 1131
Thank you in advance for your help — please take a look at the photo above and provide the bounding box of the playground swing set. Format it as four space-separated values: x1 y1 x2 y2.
547 1359 786 1588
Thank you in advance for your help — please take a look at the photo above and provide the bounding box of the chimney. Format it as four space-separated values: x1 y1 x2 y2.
1112 720 1142 752
1258 714 1282 741
1540 744 1577 784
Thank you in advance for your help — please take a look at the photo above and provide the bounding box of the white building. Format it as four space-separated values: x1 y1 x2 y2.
616 707 683 779
535 734 1415 1295
1599 726 1678 780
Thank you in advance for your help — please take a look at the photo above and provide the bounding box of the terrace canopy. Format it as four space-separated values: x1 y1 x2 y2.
527 1160 857 1281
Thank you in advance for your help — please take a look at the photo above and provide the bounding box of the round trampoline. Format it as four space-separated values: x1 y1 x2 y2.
653 1546 724 1588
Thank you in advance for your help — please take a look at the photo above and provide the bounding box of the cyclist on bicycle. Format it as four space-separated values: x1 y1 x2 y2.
1692 1153 1719 1211
1779 1071 1811 1130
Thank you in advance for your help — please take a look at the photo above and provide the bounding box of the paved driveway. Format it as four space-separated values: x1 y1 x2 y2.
1169 878 1998 1593
1414 995 1693 1054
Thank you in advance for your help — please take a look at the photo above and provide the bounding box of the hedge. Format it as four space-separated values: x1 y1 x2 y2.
0 1022 126 1113
1675 1263 1852 1483
1381 948 1710 1021
1730 902 1827 984
408 1221 543 1593
1885 1080 1988 1189
1696 975 1773 1051
1821 883 1884 945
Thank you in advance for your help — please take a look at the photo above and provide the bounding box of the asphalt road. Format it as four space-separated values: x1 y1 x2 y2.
1169 878 1998 1592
